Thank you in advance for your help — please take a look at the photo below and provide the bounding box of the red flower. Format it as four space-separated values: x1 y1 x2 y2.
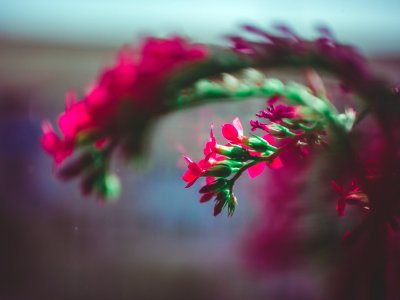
41 121 73 164
222 117 246 143
203 123 217 155
42 37 208 165
256 103 297 122
58 100 92 140
182 156 207 188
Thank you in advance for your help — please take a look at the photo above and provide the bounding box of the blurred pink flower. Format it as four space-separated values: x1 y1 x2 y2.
42 36 208 164
41 121 73 164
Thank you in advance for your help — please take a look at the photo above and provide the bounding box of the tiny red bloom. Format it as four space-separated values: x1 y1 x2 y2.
222 117 245 143
182 156 206 188
41 121 73 164
256 104 296 122
182 150 226 188
203 123 217 155
58 101 92 140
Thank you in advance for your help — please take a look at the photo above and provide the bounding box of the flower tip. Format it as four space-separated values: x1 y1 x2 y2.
184 181 195 188
65 90 77 110
183 156 193 164
270 157 283 169
41 120 54 133
247 162 265 179
209 122 215 138
232 117 243 134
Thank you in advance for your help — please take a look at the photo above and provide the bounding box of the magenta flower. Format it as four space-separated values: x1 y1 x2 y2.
182 156 206 188
182 155 222 188
256 104 297 122
203 123 218 155
222 117 246 144
42 36 208 166
58 100 92 140
41 121 73 164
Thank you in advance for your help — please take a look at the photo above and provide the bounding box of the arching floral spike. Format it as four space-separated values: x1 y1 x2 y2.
42 23 400 298
42 36 209 198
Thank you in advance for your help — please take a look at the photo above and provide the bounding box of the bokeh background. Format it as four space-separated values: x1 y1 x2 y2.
1 1 399 299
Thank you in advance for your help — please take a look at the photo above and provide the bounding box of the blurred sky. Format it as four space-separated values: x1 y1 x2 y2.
1 0 400 54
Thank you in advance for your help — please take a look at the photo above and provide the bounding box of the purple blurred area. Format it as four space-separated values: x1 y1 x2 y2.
1 33 400 300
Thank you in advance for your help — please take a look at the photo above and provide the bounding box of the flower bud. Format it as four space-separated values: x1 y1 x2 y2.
195 79 226 97
199 193 214 203
204 164 232 177
58 152 94 179
222 73 239 91
247 136 277 152
216 145 250 161
227 193 238 217
199 179 228 194
213 190 230 216
102 174 121 200
267 123 295 138
261 79 284 97
213 199 225 216
98 173 121 200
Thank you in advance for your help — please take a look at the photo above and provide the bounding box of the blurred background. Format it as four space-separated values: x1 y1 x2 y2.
0 1 399 299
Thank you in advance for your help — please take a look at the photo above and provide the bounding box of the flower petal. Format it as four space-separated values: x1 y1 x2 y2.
233 117 243 136
222 124 240 141
269 157 283 169
248 162 266 178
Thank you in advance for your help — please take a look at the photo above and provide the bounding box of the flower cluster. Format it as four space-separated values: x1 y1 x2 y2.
42 37 208 199
182 69 360 217
40 24 400 298
182 118 278 216
182 99 328 216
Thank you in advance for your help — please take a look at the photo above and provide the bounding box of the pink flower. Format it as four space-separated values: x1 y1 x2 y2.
41 90 94 164
203 123 233 158
182 156 207 188
222 117 246 143
132 37 208 110
58 100 92 140
256 104 296 122
42 36 209 165
182 149 226 188
203 123 217 155
41 121 73 164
